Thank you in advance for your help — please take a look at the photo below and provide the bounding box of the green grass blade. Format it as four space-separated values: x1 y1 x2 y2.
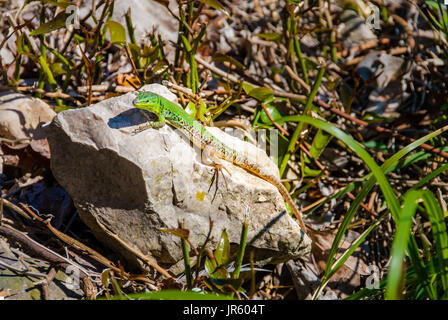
279 67 325 177
306 126 447 276
276 117 447 299
385 190 421 300
421 191 448 294
312 210 388 299
408 163 448 192
232 221 249 280
407 234 437 299
386 189 447 299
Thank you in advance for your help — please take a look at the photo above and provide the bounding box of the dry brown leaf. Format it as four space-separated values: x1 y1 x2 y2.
310 229 370 298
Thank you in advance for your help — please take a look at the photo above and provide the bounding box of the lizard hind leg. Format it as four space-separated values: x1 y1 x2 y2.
202 145 231 197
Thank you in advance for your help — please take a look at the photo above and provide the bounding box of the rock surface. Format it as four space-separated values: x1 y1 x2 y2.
45 84 311 273
81 0 178 42
338 10 377 48
0 91 56 160
356 51 406 116
0 91 56 142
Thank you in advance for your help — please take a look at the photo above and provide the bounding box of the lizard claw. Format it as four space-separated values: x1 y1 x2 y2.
208 163 231 201
118 128 133 135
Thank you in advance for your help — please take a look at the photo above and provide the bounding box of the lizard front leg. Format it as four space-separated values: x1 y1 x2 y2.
132 113 166 134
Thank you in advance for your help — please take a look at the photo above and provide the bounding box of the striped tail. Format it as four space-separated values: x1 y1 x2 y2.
231 157 307 233
209 136 307 233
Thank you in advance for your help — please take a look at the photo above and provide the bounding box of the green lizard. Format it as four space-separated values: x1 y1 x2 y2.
132 91 307 233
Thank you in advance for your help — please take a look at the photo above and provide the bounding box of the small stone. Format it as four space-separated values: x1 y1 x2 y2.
338 10 377 47
0 91 56 141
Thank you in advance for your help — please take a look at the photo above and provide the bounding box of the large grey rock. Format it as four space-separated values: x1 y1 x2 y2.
45 84 311 273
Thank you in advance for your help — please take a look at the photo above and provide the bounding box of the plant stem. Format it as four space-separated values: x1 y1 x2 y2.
279 65 326 177
232 221 249 280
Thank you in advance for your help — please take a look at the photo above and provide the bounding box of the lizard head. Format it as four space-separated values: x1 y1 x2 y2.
133 92 161 114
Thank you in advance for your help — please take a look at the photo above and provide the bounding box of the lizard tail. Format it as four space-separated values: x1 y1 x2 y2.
212 141 307 234
263 176 308 233
232 159 307 233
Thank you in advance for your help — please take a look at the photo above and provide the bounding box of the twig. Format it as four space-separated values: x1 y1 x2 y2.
19 203 126 277
125 43 139 78
0 86 74 99
0 260 47 278
34 267 57 300
284 65 311 93
301 195 329 213
337 38 392 58
115 86 136 93
260 102 289 136
0 224 91 277
1 197 32 220
94 218 173 279
346 191 378 217
196 54 308 101
162 80 198 99
344 47 409 66
195 55 258 87
77 84 110 93
5 13 39 55
391 14 415 49
0 197 3 226
212 120 250 131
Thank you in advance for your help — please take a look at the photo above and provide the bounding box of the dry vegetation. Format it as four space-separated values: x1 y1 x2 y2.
0 0 447 300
